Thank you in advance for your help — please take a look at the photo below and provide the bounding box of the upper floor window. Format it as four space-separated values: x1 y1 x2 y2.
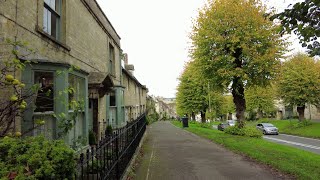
109 44 115 76
43 0 61 40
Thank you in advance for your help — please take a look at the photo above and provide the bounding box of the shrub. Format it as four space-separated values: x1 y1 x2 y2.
89 130 97 146
225 126 262 138
293 120 312 128
105 125 113 136
199 123 211 128
0 136 76 179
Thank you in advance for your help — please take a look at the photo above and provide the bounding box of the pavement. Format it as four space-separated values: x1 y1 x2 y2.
134 121 287 180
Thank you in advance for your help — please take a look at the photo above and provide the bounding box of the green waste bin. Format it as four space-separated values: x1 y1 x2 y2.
182 117 188 127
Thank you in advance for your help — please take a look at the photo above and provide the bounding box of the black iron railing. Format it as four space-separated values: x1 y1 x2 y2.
76 113 146 180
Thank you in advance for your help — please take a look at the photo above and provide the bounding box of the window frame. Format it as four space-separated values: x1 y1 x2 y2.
43 0 62 40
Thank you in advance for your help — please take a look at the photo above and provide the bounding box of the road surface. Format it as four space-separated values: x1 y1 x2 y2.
212 125 320 154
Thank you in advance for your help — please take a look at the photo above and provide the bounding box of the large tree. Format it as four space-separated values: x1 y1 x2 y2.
245 85 275 119
176 61 208 122
190 0 284 127
278 53 320 121
272 0 320 56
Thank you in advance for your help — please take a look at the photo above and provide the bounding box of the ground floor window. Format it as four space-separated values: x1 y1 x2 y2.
34 71 54 112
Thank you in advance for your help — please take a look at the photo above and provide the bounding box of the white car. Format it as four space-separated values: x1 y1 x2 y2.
226 120 236 126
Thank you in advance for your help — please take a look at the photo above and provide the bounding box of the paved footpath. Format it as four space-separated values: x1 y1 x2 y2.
134 121 289 180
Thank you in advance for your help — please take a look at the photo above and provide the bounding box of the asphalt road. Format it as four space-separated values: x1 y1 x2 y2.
212 125 320 154
134 121 287 180
263 134 320 154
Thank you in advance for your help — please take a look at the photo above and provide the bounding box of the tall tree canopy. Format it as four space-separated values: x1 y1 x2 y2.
245 85 276 119
272 0 320 56
278 53 320 121
190 0 285 127
176 61 208 122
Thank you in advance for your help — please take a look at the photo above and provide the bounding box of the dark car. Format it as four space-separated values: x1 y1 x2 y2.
218 123 229 131
256 123 279 135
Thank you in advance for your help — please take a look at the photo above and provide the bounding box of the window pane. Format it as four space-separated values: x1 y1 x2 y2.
43 8 48 33
68 74 85 110
51 13 57 38
34 72 54 112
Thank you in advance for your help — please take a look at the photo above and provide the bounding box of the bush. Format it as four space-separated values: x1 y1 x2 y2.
293 120 312 128
225 126 262 138
89 130 97 146
0 136 76 179
105 125 113 136
199 123 211 128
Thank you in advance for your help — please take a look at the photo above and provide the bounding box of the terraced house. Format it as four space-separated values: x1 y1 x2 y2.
0 0 147 146
122 54 148 123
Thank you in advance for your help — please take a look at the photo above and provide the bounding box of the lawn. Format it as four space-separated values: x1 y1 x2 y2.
172 121 320 180
246 119 320 139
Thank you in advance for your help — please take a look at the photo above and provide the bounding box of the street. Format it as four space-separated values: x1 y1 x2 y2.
263 134 320 154
212 125 320 154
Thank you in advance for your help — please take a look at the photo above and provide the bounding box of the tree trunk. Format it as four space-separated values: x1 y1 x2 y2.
257 109 263 119
228 113 232 120
200 111 206 123
232 47 246 128
297 105 305 121
191 112 195 121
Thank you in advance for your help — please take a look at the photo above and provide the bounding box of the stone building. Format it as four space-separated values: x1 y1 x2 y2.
122 54 148 123
0 0 147 145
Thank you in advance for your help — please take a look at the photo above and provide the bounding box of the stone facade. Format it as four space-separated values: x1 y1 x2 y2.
122 58 147 123
0 0 147 146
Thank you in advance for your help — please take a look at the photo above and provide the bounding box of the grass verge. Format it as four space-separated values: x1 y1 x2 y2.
246 119 320 139
172 121 320 180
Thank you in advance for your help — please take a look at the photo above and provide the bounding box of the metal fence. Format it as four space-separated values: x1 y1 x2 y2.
76 113 147 180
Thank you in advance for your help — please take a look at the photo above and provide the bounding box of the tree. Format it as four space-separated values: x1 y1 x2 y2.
207 92 235 120
245 85 275 119
278 53 320 121
190 0 285 127
176 61 208 122
272 0 320 56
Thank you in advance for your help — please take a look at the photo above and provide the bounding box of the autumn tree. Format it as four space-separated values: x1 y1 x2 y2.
245 85 275 119
278 53 320 121
176 61 208 122
272 0 320 56
190 0 284 127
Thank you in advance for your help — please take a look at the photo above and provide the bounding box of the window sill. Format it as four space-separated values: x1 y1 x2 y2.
36 25 71 51
33 111 55 115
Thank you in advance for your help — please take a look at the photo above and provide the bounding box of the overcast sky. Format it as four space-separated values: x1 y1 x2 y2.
96 0 304 98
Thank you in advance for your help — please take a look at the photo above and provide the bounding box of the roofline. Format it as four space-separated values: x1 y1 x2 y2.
81 0 121 48
122 68 148 90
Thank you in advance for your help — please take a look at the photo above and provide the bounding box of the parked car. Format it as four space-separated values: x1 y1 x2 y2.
256 123 279 135
217 123 229 131
226 120 236 126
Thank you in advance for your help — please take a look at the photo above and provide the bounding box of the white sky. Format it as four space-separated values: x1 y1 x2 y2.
96 0 304 98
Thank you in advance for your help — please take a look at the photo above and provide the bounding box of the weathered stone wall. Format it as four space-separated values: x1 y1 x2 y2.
0 0 121 78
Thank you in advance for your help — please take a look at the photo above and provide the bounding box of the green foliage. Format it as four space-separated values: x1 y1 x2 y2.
272 0 320 56
171 121 320 179
176 61 208 116
224 126 262 138
146 113 159 125
292 119 312 128
278 53 320 111
0 39 36 137
190 0 285 122
89 130 97 146
0 136 75 179
245 85 276 118
105 125 113 136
